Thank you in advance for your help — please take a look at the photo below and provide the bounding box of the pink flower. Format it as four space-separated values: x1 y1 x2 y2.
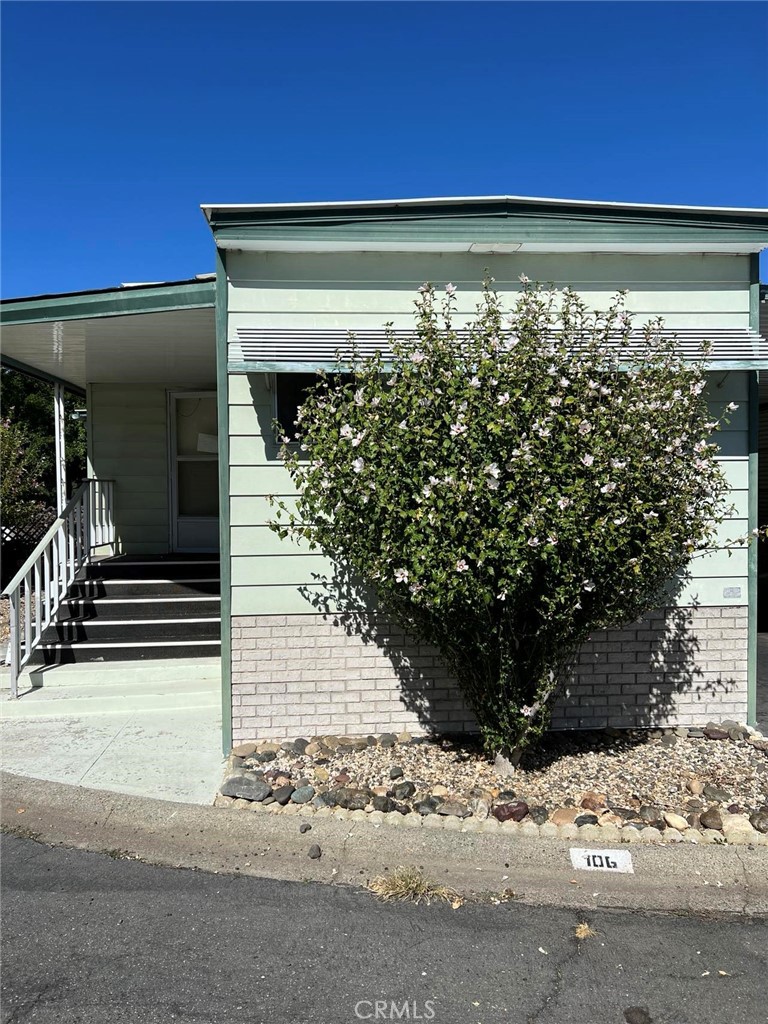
445 283 457 297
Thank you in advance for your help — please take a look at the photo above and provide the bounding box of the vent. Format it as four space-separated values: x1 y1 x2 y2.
230 326 768 366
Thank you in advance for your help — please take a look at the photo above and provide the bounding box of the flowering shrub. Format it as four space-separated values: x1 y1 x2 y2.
271 281 734 757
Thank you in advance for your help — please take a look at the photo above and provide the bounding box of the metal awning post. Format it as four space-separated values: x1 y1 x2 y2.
54 383 66 513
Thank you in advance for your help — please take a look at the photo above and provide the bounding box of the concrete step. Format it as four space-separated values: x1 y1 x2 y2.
9 656 221 690
80 558 220 582
58 596 221 621
41 618 221 644
27 639 221 666
67 578 220 599
1 679 220 718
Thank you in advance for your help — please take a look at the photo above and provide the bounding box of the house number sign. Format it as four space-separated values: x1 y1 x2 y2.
569 848 634 873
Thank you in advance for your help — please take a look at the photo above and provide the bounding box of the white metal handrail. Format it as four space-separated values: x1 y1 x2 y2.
2 478 115 697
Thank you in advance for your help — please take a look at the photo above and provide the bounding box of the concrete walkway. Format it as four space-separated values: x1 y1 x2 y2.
0 658 224 804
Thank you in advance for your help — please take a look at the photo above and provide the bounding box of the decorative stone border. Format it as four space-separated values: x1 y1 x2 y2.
216 723 768 848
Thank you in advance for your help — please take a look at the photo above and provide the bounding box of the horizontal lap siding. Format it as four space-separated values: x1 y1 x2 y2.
227 252 751 332
89 384 170 554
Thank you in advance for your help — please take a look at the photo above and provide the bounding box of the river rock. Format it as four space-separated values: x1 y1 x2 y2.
703 726 729 740
574 813 599 827
392 781 416 801
379 733 397 747
307 844 322 860
231 742 257 757
703 784 730 803
272 784 295 805
580 791 607 812
414 797 440 816
468 797 491 820
332 787 369 811
663 812 688 831
372 795 396 813
699 806 723 830
493 800 529 823
220 772 272 802
686 778 704 795
437 800 471 818
389 766 404 780
550 807 580 826
528 805 549 825
290 785 315 804
748 807 768 834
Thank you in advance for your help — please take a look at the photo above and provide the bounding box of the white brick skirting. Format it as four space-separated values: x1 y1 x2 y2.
230 606 749 742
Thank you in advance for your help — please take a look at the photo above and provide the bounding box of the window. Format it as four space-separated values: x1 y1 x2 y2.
274 373 317 441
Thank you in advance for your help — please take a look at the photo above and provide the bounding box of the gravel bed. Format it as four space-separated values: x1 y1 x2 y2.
220 724 768 840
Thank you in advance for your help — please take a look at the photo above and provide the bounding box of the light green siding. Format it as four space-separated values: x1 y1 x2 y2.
227 252 752 333
89 384 170 554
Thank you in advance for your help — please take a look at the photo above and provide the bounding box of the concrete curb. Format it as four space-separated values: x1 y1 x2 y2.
3 770 768 917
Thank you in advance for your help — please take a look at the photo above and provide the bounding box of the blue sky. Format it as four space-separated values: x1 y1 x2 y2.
2 0 767 297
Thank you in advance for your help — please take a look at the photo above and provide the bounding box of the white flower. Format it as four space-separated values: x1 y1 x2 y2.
581 454 595 467
445 282 457 296
518 273 530 284
469 376 481 388
497 590 507 601
557 496 571 510
484 462 500 479
418 283 430 294
497 393 510 406
352 457 364 473
429 475 440 486
354 388 365 406
548 396 562 408
486 478 500 490
559 377 570 388
600 481 617 494
727 402 739 412
547 534 559 545
410 351 426 365
520 704 535 718
582 580 595 592
455 559 469 572
450 422 467 436
423 485 432 498
613 515 627 525
394 568 409 583
610 458 626 470
340 424 354 439
398 420 407 430
578 420 592 435
527 536 540 547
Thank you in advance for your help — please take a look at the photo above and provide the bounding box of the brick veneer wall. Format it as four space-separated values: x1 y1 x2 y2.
230 606 748 742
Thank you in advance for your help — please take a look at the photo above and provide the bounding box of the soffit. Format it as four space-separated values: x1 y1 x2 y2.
1 307 216 389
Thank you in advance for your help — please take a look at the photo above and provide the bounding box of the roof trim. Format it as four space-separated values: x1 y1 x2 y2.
201 194 768 219
0 278 216 327
202 195 768 254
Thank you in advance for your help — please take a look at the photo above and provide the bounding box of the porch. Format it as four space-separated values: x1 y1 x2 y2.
0 278 222 694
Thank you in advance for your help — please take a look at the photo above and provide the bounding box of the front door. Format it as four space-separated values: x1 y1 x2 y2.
169 391 219 552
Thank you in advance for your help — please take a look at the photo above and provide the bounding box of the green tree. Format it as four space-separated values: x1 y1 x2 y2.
0 368 86 504
271 281 732 760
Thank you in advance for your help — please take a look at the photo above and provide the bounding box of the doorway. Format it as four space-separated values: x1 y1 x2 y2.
169 391 219 552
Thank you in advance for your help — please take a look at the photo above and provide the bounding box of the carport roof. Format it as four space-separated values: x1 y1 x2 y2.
0 277 216 392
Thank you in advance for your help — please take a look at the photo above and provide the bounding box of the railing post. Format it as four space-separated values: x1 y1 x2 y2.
85 481 93 559
8 591 19 698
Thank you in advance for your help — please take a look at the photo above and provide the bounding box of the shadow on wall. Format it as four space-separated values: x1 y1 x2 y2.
298 564 742 735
